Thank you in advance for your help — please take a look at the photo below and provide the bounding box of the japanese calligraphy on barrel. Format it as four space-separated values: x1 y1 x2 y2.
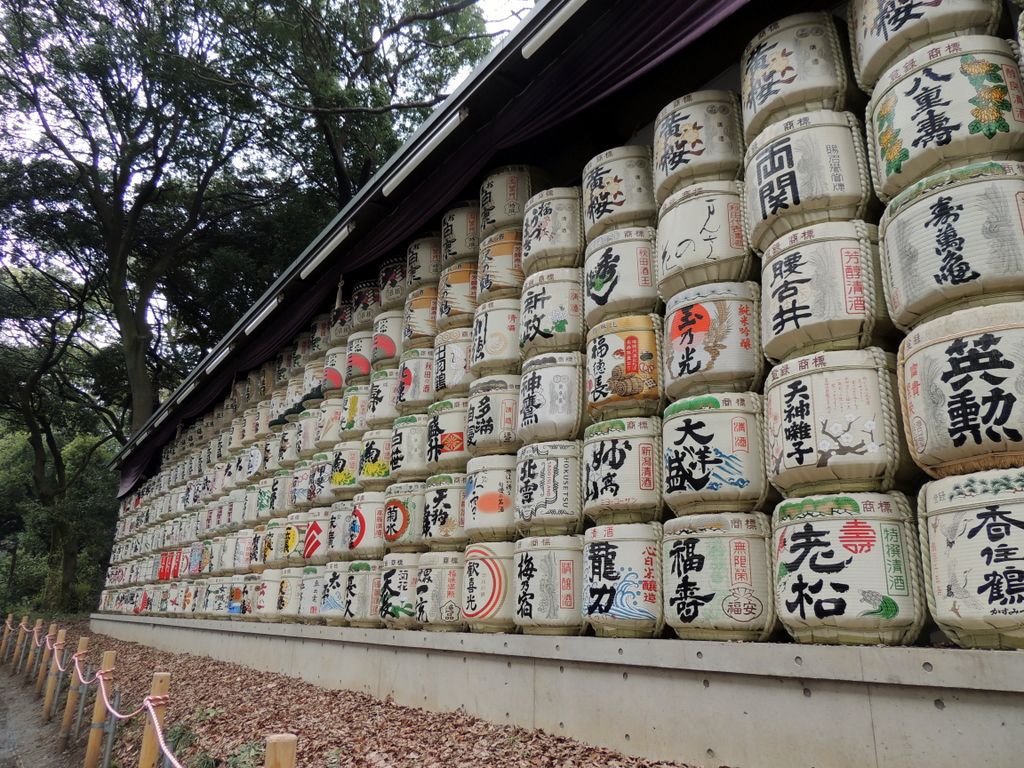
338 385 370 440
587 314 662 420
380 553 420 629
349 492 387 559
330 298 353 345
366 369 400 430
357 429 392 490
584 227 658 328
441 201 480 268
466 375 521 456
321 561 350 625
463 542 515 632
426 398 469 472
402 286 439 350
383 481 427 552
465 454 517 542
344 330 373 385
389 414 430 482
521 187 584 275
583 522 663 637
583 417 663 523
480 165 538 239
351 280 381 331
322 349 345 398
437 262 479 331
582 146 657 242
513 535 584 635
299 565 324 622
433 328 474 397
326 501 355 560
371 310 404 370
417 551 466 630
515 440 584 536
517 352 585 442
519 268 585 358
328 440 361 500
378 256 407 311
407 234 442 289
470 299 520 375
423 473 468 551
478 229 524 301
345 560 384 628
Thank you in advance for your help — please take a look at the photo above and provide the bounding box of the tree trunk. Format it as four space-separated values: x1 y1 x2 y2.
59 542 79 612
4 544 17 610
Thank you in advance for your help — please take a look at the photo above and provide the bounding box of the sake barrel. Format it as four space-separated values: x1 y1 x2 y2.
849 0 1001 90
657 181 751 298
351 280 381 331
407 234 443 289
278 568 307 620
378 256 407 311
582 146 657 241
279 424 300 469
918 467 1024 649
741 12 857 143
879 161 1024 331
402 286 438 349
330 299 354 346
662 393 768 515
357 429 392 490
292 333 313 375
479 165 537 238
270 470 293 518
310 313 332 361
465 454 517 541
477 229 524 301
423 473 468 550
248 526 266 572
519 268 585 357
345 560 384 628
433 328 474 397
366 369 400 429
654 91 745 204
299 565 325 622
463 542 515 632
372 310 404 370
512 535 584 635
417 551 466 630
255 568 282 620
436 262 478 331
326 501 355 560
521 187 584 275
321 561 350 625
583 417 663 523
773 491 924 645
587 314 663 419
345 330 373 385
395 348 434 415
583 522 663 637
765 347 910 495
868 36 1024 202
441 201 480 267
303 507 330 565
338 385 370 440
664 282 762 398
470 299 520 375
380 552 420 628
663 512 775 641
426 398 469 472
282 512 309 563
329 440 361 500
316 399 345 449
517 353 586 442
743 110 873 252
389 414 430 482
584 227 658 328
302 361 325 406
296 410 320 459
350 492 387 559
383 481 427 552
515 440 584 535
898 303 1024 477
466 375 521 456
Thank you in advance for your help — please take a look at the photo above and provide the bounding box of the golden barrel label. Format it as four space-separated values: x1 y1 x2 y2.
436 262 479 331
587 314 662 420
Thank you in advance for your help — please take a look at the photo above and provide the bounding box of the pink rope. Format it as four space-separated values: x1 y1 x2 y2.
73 653 100 686
51 643 68 672
31 627 43 648
96 670 148 720
144 697 186 768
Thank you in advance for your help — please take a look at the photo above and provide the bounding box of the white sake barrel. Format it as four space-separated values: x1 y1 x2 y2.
389 414 430 482
242 573 261 618
290 461 312 510
366 369 400 429
228 416 245 452
743 110 873 252
765 347 910 496
255 568 282 620
423 473 468 550
583 417 662 524
470 299 520 375
515 440 584 535
316 399 344 449
310 313 332 361
378 256 407 311
256 400 273 439
513 535 584 635
521 187 584 275
407 234 443 289
338 385 370 440
441 201 480 267
463 541 515 632
357 429 392 490
329 440 361 500
519 268 585 357
344 330 373 385
241 408 258 448
326 501 355 560
773 491 924 645
663 512 775 641
297 410 320 459
479 165 538 238
371 310 404 370
330 299 354 346
249 526 266 573
380 552 420 628
292 333 313 376
587 314 663 420
436 261 478 331
255 477 276 522
303 507 330 564
478 229 524 301
898 302 1024 477
283 512 310 564
402 286 438 350
880 161 1024 331
762 221 891 362
346 560 384 628
583 522 663 637
302 361 325 405
657 181 751 298
395 348 434 415
466 375 521 456
383 481 427 552
279 566 305 621
417 551 466 630
663 282 762 398
741 12 856 143
583 146 657 241
517 352 586 442
299 565 325 622
321 561 350 625
662 393 768 515
654 91 745 204
426 398 469 472
868 36 1024 202
270 470 293 517
351 280 381 331
433 328 473 397
918 468 1024 649
849 0 1000 90
234 527 255 573
350 492 387 559
465 455 517 541
584 227 658 327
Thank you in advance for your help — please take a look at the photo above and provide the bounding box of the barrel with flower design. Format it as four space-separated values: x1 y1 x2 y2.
379 553 420 629
582 146 657 242
519 268 585 358
521 187 583 275
357 429 392 490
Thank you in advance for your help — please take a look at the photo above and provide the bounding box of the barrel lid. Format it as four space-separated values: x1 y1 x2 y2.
360 429 393 440
476 298 521 312
480 229 522 248
763 221 876 266
399 347 434 360
440 261 477 275
585 521 663 541
373 309 404 321
342 384 370 395
329 500 356 512
466 454 517 472
664 392 761 419
418 551 464 567
514 534 584 552
772 492 912 527
469 375 521 395
586 313 659 342
522 351 584 373
522 267 582 290
383 552 420 567
346 329 373 340
353 491 387 502
766 347 893 388
659 180 742 220
585 226 656 256
348 559 383 571
393 414 430 427
331 440 362 451
584 416 661 441
426 473 467 487
656 90 738 123
666 281 759 313
465 541 515 558
384 481 427 495
516 440 581 458
281 567 305 576
745 110 860 159
427 398 468 414
920 467 1024 517
584 145 651 175
664 511 770 537
436 327 474 343
302 565 324 576
325 561 351 571
899 301 1024 357
525 186 580 209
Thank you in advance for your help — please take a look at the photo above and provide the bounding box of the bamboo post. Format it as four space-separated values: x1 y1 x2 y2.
35 622 57 695
0 613 13 661
102 688 121 768
22 618 43 680
42 627 66 715
264 734 298 768
137 672 171 768
83 650 115 768
59 635 90 747
10 616 28 669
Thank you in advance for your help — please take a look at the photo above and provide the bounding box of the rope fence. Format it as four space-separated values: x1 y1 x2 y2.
0 613 298 768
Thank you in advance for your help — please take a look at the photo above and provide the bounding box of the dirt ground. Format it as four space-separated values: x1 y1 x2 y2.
0 663 86 768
